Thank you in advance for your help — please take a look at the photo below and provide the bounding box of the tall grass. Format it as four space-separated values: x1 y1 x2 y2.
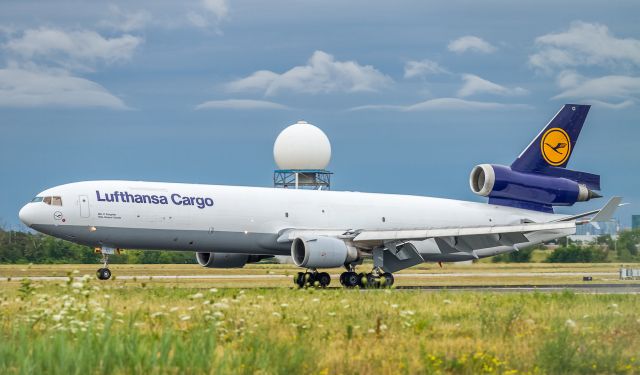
1 276 639 374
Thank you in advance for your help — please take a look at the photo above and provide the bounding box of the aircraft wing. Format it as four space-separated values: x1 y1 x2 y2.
352 221 575 243
278 221 575 251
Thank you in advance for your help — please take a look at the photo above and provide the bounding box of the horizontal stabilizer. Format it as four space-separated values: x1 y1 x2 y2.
590 196 623 223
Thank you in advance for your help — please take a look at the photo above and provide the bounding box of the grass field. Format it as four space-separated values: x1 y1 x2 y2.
1 264 640 374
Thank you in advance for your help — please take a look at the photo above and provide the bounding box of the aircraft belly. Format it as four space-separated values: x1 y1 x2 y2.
30 224 289 256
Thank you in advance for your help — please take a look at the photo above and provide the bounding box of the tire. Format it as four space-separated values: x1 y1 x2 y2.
357 273 367 288
97 268 111 280
304 272 316 287
345 272 359 288
381 272 394 288
366 273 380 289
294 272 305 288
318 272 331 288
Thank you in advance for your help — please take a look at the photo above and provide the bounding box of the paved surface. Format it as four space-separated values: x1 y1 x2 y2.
0 271 618 282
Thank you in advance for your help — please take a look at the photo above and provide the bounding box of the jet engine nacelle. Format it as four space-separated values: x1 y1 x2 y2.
469 164 599 208
195 252 269 268
291 236 358 268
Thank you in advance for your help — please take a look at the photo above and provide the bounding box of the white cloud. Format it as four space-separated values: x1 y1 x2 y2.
187 0 229 29
404 59 448 79
4 27 143 71
581 99 635 109
0 67 128 109
350 98 529 112
530 21 640 71
457 74 528 98
195 99 289 110
100 5 152 32
448 36 496 54
552 71 640 102
227 50 392 95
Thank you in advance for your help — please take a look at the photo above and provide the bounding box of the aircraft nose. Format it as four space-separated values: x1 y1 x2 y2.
18 204 34 227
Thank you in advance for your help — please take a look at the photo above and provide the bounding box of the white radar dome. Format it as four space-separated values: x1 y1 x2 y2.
274 121 331 170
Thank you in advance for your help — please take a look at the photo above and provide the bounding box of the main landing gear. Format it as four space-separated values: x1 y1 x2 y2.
294 270 331 288
339 267 394 289
96 252 112 280
293 267 395 289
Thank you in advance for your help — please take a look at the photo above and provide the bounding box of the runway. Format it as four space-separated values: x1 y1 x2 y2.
2 271 638 293
0 271 618 282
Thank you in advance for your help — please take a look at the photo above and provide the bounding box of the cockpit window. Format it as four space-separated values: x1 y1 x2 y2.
31 197 43 203
41 196 62 206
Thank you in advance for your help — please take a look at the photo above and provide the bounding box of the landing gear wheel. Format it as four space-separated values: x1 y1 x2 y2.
294 272 306 288
358 272 367 288
366 273 381 288
343 272 359 288
304 272 316 287
96 267 111 280
381 272 394 288
317 272 331 288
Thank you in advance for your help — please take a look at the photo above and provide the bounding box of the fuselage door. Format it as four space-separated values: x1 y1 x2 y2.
79 195 90 218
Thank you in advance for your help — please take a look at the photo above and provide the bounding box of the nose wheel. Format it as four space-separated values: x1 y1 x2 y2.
96 253 112 280
97 267 111 280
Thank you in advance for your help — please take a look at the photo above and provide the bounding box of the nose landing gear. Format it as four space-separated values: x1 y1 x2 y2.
95 247 116 280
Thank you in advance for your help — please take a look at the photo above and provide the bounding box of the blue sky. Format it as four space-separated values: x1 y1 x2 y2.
1 0 639 229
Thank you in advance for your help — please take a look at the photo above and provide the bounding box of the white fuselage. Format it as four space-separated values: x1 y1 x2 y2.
18 180 571 262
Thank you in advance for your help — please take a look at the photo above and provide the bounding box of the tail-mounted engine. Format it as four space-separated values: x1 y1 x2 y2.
470 164 600 212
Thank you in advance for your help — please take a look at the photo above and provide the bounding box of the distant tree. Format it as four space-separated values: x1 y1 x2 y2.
492 247 533 263
545 244 608 263
0 228 196 264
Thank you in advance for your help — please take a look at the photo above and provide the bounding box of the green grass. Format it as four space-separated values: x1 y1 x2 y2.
1 275 640 374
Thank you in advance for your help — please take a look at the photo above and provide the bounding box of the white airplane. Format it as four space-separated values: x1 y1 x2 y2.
19 104 620 288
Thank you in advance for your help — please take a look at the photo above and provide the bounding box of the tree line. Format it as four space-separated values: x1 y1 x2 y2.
0 229 195 264
492 229 640 263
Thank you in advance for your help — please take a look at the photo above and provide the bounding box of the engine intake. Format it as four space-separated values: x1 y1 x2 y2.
196 252 269 268
291 236 358 268
470 164 600 209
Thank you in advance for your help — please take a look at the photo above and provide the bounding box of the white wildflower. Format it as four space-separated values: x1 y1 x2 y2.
565 319 577 328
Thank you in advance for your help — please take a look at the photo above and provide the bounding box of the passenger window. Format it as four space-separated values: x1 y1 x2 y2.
43 197 52 205
51 196 62 206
